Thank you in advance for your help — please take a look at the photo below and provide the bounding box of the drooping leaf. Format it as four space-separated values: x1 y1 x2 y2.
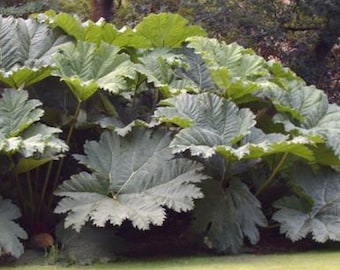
54 41 136 101
0 15 70 88
273 165 340 242
55 128 207 232
0 196 27 258
192 180 267 253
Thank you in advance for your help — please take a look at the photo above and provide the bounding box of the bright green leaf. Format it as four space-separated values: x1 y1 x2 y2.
133 13 207 48
54 41 135 101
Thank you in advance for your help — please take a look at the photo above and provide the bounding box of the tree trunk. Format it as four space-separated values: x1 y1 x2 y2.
90 0 114 22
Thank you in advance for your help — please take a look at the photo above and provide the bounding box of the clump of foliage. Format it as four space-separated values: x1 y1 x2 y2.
111 1 340 96
2 11 340 261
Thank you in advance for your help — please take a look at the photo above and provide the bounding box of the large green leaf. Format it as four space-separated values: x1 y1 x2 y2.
40 12 206 49
215 130 315 162
135 49 199 97
154 93 315 162
0 89 68 157
132 13 206 48
179 47 216 92
0 196 27 258
0 89 43 137
186 37 267 101
37 11 120 45
54 41 136 101
0 16 70 88
271 82 340 158
273 165 340 242
55 128 207 232
155 92 256 134
192 180 267 253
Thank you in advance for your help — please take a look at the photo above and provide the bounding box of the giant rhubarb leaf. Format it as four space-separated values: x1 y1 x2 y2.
41 12 206 49
54 41 135 101
0 89 68 158
0 196 27 258
135 49 198 97
186 37 268 102
273 165 340 242
55 128 207 232
132 13 207 48
270 81 340 158
192 180 267 253
154 93 315 162
0 16 70 88
37 11 120 45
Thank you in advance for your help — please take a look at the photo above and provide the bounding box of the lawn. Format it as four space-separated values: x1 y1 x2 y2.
2 251 340 270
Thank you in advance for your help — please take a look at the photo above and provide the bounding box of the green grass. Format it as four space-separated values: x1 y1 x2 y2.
3 251 340 270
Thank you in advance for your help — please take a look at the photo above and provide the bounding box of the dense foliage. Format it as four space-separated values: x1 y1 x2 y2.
2 1 340 95
1 10 340 262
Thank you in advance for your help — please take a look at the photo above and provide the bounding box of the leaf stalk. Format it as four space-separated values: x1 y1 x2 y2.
255 152 289 197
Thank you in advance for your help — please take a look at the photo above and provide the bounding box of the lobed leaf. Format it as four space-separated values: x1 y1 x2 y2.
192 180 267 253
0 15 70 88
54 41 136 101
135 49 199 97
271 82 340 158
38 11 121 46
273 165 340 242
0 196 27 258
0 89 68 157
0 89 43 137
133 13 207 48
55 128 207 232
187 37 267 101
